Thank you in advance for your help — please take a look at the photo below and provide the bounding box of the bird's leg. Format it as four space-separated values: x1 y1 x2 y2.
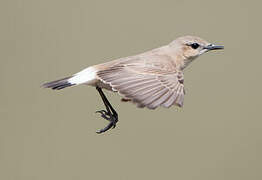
95 86 118 134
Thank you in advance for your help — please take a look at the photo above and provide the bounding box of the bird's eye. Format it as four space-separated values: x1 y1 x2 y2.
190 43 200 49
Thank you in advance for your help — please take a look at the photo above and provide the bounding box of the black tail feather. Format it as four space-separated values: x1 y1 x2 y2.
42 76 76 90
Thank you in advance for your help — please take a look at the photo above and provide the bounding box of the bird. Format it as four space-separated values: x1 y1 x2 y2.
42 35 224 134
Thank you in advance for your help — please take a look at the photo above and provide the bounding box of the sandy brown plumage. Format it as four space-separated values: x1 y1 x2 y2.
96 54 185 109
43 35 223 133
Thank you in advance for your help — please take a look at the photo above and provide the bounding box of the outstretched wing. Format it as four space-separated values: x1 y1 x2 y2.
96 56 185 109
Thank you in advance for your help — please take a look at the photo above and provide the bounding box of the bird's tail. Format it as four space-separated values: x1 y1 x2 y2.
42 76 76 90
43 67 98 90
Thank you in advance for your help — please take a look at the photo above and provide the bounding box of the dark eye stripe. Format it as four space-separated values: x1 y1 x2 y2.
190 43 199 49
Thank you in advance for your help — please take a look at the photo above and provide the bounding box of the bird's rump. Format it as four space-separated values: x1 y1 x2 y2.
96 63 185 109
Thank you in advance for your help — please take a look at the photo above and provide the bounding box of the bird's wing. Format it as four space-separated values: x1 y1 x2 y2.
96 55 185 109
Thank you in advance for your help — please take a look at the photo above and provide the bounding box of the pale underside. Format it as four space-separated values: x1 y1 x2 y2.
94 50 185 109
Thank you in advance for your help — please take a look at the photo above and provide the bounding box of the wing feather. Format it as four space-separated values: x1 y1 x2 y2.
96 57 185 109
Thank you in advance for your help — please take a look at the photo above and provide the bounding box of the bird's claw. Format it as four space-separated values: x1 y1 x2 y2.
95 110 111 121
96 121 115 134
95 110 118 134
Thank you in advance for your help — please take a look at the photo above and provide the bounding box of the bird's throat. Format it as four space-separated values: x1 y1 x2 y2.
180 56 198 70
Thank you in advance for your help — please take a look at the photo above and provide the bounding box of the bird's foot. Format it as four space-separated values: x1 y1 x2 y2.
95 110 118 134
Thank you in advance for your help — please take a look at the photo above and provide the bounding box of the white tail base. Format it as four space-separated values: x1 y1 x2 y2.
68 67 97 85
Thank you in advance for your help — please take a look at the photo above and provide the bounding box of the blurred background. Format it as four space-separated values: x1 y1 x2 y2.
0 0 261 180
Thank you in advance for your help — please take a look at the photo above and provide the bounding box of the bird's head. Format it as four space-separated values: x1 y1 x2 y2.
170 36 224 69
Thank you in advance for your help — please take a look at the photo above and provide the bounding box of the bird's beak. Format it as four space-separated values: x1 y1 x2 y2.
204 44 224 51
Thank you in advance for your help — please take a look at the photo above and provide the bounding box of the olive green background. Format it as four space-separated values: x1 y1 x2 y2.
0 0 261 180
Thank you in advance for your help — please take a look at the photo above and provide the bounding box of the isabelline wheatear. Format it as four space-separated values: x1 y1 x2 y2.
43 36 224 133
